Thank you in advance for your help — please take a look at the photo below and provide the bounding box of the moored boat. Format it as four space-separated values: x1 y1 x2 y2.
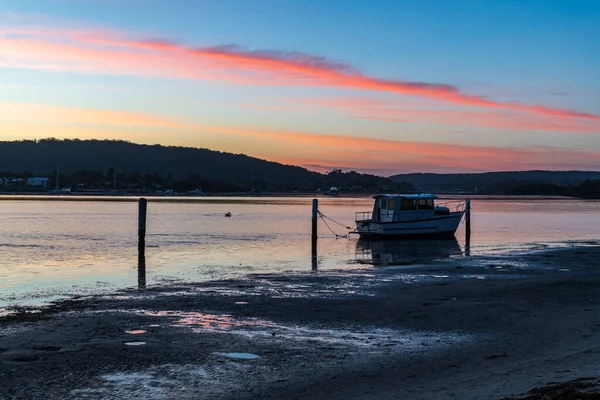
327 187 339 196
354 194 465 238
188 189 205 196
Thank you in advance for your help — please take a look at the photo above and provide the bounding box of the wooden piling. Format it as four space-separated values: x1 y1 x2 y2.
311 199 318 270
311 243 318 271
138 258 146 289
312 199 318 241
138 198 147 288
465 199 471 256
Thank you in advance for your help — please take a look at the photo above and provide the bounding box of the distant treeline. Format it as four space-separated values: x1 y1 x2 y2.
390 171 600 187
1 168 415 193
0 139 414 193
389 171 600 197
504 180 600 198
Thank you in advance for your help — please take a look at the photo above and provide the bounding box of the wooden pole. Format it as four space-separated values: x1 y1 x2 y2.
311 243 318 271
311 199 318 270
138 257 147 289
312 199 318 240
138 198 147 288
465 199 471 256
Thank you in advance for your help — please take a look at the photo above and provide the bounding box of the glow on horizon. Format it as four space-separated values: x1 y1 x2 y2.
2 101 599 175
0 2 599 175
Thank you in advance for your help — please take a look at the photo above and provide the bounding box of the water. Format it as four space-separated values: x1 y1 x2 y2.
0 196 599 307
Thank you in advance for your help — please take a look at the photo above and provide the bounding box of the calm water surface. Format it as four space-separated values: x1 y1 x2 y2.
1 196 598 307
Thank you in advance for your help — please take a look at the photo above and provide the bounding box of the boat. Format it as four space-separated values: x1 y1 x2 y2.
48 159 70 194
48 187 71 195
354 194 465 238
188 189 205 196
326 187 339 196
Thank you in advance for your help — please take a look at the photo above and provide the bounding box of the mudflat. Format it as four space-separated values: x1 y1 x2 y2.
1 246 600 399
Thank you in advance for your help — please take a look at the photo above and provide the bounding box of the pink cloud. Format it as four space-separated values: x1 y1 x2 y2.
207 125 600 172
1 24 597 121
294 97 600 133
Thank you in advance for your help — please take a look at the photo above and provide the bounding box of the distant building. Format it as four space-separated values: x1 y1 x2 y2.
1 177 26 189
27 177 49 188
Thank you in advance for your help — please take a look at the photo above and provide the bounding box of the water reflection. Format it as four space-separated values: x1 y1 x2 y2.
356 238 462 266
138 256 146 289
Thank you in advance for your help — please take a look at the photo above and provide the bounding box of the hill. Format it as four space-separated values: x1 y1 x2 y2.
388 171 600 194
0 139 407 193
0 138 316 183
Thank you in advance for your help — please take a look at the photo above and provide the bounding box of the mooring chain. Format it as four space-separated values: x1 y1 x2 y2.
317 210 354 238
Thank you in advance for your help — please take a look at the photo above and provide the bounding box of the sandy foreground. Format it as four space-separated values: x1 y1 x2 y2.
1 245 600 399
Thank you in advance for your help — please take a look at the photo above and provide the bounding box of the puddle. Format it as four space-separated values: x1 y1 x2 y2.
103 372 155 382
147 310 287 330
0 325 33 335
141 310 476 351
84 371 170 398
144 311 280 331
218 352 259 360
101 295 143 300
124 342 146 346
125 330 146 335
72 364 242 399
0 308 16 317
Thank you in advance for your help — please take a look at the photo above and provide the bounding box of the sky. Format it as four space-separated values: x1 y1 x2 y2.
1 0 599 175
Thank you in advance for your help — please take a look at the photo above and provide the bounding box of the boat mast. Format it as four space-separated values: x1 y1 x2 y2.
56 159 59 189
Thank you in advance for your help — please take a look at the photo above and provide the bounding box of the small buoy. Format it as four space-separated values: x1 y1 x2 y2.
224 212 232 217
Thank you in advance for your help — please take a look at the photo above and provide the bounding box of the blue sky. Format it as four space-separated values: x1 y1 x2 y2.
1 0 599 174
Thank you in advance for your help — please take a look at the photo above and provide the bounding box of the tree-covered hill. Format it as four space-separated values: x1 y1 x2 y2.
0 138 316 184
0 139 409 193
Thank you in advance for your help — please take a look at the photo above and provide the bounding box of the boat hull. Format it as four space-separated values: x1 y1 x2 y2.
355 212 464 238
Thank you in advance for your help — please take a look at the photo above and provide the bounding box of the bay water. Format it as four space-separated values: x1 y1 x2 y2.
1 196 598 308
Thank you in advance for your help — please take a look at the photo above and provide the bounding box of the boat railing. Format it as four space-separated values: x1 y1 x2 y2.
356 200 465 222
436 200 466 213
355 211 372 222
356 210 395 222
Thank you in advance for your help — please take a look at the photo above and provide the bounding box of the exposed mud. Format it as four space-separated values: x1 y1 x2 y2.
1 246 600 399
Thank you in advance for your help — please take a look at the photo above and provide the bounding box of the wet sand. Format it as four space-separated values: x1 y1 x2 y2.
1 246 600 399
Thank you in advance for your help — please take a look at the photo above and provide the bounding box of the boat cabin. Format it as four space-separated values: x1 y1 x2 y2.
366 194 449 223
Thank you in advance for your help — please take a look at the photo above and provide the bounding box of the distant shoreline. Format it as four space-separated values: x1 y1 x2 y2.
0 192 582 202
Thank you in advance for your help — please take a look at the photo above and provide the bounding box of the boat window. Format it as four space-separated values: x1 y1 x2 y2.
380 198 388 209
401 199 417 210
387 199 395 210
418 199 434 210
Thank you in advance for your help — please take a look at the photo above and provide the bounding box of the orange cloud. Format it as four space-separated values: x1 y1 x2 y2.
1 25 597 121
0 101 195 129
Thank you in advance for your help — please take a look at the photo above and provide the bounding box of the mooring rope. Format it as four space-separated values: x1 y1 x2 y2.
317 210 354 238
317 210 353 229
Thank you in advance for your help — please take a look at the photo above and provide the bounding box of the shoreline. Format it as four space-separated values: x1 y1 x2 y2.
2 245 600 399
0 193 583 202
